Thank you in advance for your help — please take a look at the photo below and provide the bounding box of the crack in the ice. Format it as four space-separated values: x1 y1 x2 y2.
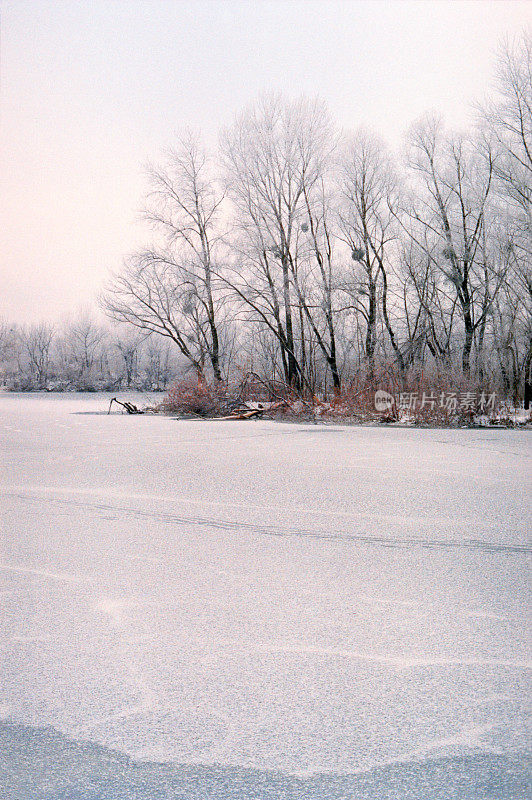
7 492 531 555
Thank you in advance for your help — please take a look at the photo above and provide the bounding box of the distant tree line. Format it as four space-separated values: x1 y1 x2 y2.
0 317 183 391
4 35 531 401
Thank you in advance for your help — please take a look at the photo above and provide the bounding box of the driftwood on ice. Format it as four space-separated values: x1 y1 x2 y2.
108 398 144 415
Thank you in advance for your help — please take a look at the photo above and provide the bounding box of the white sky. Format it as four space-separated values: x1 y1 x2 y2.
1 0 530 323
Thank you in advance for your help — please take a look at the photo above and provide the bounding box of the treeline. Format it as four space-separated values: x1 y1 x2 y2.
5 35 531 401
0 318 184 391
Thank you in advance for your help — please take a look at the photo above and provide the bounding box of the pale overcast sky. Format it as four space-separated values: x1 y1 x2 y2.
1 0 530 323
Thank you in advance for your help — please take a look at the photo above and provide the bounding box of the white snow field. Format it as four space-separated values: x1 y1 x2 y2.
1 392 530 799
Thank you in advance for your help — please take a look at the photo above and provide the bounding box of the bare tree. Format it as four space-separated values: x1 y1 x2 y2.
221 95 335 391
103 133 226 383
338 131 404 373
114 328 148 388
399 239 459 369
399 117 506 375
22 322 55 389
0 320 21 387
56 317 108 389
144 338 174 390
480 32 531 396
481 32 531 227
291 178 343 391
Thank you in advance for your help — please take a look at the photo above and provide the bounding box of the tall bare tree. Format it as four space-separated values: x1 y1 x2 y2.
399 117 507 375
220 95 334 391
480 32 531 395
103 133 226 383
338 131 404 373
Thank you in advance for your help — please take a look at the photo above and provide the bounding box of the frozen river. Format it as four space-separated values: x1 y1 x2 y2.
1 392 530 798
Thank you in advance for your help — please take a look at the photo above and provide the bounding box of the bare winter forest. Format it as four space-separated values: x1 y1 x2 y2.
2 34 530 406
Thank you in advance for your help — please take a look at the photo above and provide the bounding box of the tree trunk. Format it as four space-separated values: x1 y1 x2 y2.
379 263 405 371
366 282 377 377
281 257 299 390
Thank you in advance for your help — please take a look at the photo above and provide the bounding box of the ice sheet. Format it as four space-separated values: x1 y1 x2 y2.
1 392 530 797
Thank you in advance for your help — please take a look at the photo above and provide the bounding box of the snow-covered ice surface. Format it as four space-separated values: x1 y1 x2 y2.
1 392 530 799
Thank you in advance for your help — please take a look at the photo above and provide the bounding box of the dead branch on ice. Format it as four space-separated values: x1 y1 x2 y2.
108 397 144 415
202 407 266 421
